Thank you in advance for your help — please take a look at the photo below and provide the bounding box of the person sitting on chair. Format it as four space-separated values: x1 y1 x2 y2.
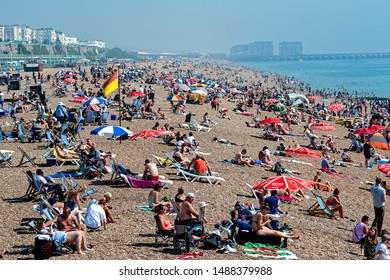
325 188 345 219
36 169 65 201
53 140 79 159
188 154 212 175
155 204 174 233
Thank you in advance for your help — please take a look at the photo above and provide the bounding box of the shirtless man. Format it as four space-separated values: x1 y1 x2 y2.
234 149 253 167
48 206 90 250
179 193 199 221
54 140 79 159
143 159 159 180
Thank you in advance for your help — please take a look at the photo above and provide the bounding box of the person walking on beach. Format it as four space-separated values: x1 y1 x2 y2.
371 178 386 236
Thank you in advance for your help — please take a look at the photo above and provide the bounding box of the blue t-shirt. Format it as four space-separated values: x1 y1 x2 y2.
264 196 279 215
321 158 330 169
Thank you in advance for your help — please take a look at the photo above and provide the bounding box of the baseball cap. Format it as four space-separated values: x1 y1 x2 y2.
185 192 195 198
382 234 390 241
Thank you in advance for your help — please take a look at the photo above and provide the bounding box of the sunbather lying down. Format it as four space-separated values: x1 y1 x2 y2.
212 137 244 146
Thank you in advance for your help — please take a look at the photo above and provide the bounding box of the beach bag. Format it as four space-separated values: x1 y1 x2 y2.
271 161 285 174
50 240 62 256
203 233 222 249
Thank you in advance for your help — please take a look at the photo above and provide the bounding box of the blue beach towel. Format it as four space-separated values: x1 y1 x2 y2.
47 171 84 179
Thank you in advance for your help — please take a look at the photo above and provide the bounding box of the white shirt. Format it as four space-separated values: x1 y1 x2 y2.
84 204 106 229
376 242 390 260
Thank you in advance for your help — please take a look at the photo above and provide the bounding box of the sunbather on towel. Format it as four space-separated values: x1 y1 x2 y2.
212 137 244 146
148 184 171 209
234 149 254 167
143 159 159 181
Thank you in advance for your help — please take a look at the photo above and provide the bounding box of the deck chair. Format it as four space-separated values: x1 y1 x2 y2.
308 192 339 220
189 120 212 132
24 171 56 201
178 123 190 129
46 130 56 145
244 183 261 199
152 154 175 168
175 167 225 185
17 122 31 143
154 215 174 247
51 148 80 166
60 134 77 148
119 174 172 188
17 146 38 167
162 151 182 168
0 150 14 167
74 124 83 140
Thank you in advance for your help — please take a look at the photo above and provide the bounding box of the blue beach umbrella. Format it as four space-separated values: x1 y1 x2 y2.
83 97 107 107
0 108 9 117
90 125 133 137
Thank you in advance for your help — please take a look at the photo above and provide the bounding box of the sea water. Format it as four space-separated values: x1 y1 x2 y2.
235 58 390 98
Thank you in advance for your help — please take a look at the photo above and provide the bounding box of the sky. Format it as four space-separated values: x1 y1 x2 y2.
3 0 390 55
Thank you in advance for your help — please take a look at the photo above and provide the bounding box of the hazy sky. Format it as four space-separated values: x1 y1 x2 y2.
3 0 390 54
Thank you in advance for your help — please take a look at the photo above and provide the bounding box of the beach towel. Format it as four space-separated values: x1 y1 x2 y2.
176 251 203 260
277 195 298 203
321 168 359 181
218 159 262 166
242 242 298 259
279 158 314 166
47 171 84 179
126 175 162 188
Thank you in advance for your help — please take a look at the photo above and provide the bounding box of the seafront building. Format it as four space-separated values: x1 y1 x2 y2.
279 42 303 56
0 24 105 48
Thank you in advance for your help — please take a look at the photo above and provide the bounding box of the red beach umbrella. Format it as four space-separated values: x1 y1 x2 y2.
284 147 322 158
369 125 385 132
354 128 374 136
71 96 88 103
328 104 344 112
264 98 279 103
253 176 314 192
127 91 146 97
129 129 174 140
64 78 76 83
259 118 282 124
378 164 390 176
311 123 336 131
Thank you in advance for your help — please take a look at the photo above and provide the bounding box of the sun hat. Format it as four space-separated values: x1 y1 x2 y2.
382 234 390 241
104 192 112 199
185 192 195 198
199 201 208 208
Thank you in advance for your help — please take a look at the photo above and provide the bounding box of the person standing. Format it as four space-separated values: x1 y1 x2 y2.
0 91 4 108
363 140 373 168
371 178 386 236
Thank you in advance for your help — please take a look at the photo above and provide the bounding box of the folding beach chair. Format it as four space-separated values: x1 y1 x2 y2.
60 134 77 148
74 124 83 140
17 146 38 167
0 150 14 167
17 122 31 143
189 120 212 132
152 154 174 168
119 174 172 189
175 167 225 185
308 192 339 220
244 183 261 199
154 215 174 247
50 148 80 166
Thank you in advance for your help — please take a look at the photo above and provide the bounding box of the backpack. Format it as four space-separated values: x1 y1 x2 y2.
271 161 285 174
203 233 222 249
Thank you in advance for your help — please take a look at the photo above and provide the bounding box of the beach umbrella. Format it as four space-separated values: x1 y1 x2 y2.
83 97 107 106
167 95 184 102
0 108 9 117
264 99 279 103
311 123 336 131
378 164 390 176
369 132 389 150
63 73 72 77
127 91 146 97
191 83 206 87
90 125 133 137
328 104 344 112
129 129 174 140
191 89 207 95
253 176 314 192
64 78 76 83
71 96 88 103
369 125 385 131
259 118 282 124
354 128 374 136
178 84 191 92
284 147 322 158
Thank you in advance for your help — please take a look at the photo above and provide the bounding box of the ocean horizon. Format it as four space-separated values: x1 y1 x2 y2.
234 58 390 98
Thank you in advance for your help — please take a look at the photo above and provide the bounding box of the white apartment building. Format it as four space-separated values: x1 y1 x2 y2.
78 40 106 48
63 35 78 45
0 26 4 42
21 25 33 43
35 28 57 44
4 25 22 41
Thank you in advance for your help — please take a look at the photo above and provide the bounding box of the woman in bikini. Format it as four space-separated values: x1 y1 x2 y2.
252 205 300 240
155 204 174 233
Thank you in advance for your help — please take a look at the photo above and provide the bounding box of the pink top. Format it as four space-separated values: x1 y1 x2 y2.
352 222 366 243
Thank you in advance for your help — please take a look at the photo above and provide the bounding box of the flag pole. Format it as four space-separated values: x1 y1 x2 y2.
118 66 122 144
